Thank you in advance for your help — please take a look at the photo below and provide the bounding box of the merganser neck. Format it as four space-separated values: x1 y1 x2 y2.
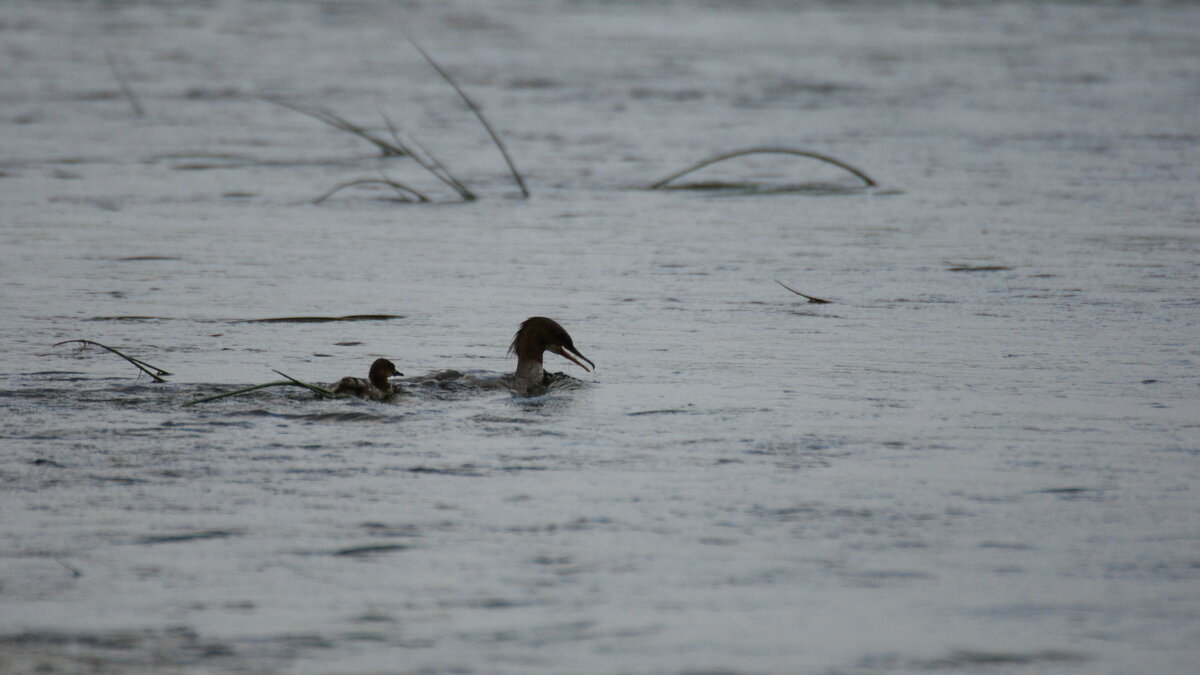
513 358 546 397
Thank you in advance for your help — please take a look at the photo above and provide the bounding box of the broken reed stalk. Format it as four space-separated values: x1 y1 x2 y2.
53 339 171 381
313 177 430 204
650 146 877 189
408 39 530 198
105 52 145 117
775 280 831 304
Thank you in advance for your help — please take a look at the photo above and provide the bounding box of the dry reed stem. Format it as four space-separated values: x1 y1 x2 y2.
185 381 317 405
185 371 334 405
381 113 476 201
774 280 832 304
55 559 83 578
264 96 406 156
105 53 145 117
651 146 877 189
271 370 335 398
407 39 529 198
53 339 171 381
314 177 430 204
266 96 475 202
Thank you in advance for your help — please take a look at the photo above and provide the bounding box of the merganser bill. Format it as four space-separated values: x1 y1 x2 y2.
508 317 594 396
331 358 403 401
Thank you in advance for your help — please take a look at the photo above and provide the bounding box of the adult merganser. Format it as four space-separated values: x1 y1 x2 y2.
508 317 594 396
331 358 403 401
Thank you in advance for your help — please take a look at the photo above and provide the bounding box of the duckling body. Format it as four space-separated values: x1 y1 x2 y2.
332 358 403 401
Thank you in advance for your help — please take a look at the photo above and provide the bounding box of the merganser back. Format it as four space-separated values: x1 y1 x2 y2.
332 358 403 401
508 317 594 396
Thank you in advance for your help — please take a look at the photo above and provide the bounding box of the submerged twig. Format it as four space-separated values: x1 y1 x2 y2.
53 339 171 381
775 280 831 304
408 39 529 198
105 52 145 117
313 177 430 204
650 146 877 189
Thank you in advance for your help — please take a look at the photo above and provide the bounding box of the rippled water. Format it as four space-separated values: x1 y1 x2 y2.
2 1 1198 673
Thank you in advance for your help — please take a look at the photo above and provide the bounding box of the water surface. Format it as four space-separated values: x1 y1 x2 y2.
2 1 1198 673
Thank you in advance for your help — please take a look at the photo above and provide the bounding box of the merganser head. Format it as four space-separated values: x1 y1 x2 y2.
508 317 594 372
367 358 403 389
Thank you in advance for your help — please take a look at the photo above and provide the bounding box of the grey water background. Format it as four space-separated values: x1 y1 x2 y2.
2 1 1198 672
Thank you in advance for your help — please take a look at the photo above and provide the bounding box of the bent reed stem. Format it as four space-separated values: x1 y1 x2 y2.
53 339 170 382
651 146 877 189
